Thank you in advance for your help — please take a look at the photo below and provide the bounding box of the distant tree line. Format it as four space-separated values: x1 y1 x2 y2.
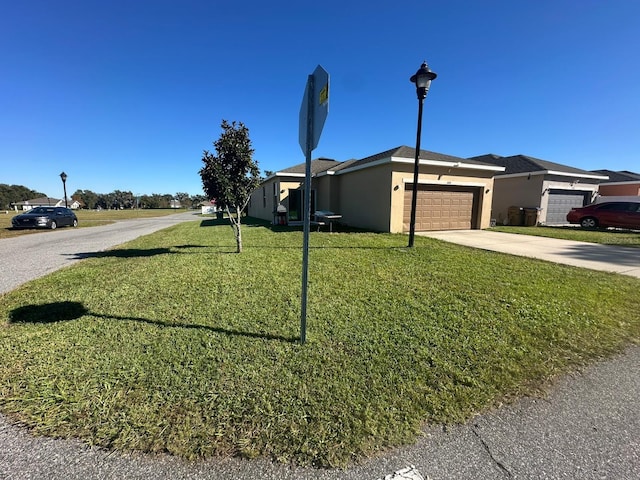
1 183 206 210
72 190 207 209
0 184 47 210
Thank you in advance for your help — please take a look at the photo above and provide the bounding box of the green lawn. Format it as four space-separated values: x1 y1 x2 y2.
1 218 639 467
0 209 184 239
490 225 640 247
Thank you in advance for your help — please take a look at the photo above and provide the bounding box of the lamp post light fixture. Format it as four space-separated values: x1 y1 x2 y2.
59 171 68 208
408 61 437 248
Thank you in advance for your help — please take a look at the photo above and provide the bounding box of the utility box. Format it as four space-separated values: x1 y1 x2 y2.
508 206 524 226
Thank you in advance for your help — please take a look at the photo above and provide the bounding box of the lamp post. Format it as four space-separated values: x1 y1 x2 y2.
408 61 437 248
59 172 68 208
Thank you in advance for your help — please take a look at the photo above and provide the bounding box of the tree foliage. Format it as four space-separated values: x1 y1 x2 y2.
199 120 260 253
0 184 47 210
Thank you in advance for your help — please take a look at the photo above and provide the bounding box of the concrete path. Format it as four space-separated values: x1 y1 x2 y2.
418 230 640 278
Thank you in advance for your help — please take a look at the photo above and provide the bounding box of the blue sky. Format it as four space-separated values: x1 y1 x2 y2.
2 0 639 198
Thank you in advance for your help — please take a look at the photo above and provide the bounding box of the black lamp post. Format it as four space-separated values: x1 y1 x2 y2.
59 172 68 208
408 61 437 248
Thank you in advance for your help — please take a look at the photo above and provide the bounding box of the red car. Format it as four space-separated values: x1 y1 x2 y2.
566 201 640 229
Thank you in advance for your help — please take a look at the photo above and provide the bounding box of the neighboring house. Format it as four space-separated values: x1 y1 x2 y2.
469 154 609 226
12 197 62 211
591 170 640 199
248 146 504 232
11 197 81 211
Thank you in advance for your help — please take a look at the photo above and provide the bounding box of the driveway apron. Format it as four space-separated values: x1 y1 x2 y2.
418 230 640 278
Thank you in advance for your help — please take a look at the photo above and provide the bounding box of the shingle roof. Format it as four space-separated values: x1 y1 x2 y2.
342 145 498 171
272 147 500 180
591 169 640 183
469 154 604 177
278 158 341 175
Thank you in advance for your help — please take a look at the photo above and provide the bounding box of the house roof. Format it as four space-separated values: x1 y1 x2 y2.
269 146 503 182
278 158 342 176
470 154 608 179
11 197 61 206
590 169 640 183
351 146 498 171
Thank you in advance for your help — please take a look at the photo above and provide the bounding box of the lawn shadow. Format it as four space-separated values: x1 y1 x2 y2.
69 247 173 259
97 313 298 343
8 302 296 343
199 218 230 227
563 243 640 267
9 302 89 324
66 244 231 260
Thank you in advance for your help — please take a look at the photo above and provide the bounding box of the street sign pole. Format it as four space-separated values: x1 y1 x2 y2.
298 65 329 345
300 74 314 345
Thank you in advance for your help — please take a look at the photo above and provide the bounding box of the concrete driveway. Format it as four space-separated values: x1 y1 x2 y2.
418 230 640 278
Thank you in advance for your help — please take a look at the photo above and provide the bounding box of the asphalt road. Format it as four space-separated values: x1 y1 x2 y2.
0 211 198 294
1 224 639 479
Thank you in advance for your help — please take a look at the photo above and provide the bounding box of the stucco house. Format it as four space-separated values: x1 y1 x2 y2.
591 170 640 199
469 154 608 226
248 146 504 232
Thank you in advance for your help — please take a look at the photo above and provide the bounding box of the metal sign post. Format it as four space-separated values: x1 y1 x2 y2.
298 65 329 344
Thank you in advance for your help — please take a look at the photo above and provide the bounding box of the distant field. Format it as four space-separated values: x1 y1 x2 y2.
0 209 185 239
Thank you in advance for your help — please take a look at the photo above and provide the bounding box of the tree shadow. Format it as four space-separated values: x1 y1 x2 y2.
7 302 297 343
199 218 230 227
69 247 173 259
9 301 89 324
66 244 219 260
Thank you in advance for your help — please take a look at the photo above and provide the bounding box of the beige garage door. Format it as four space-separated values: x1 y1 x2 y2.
403 185 478 231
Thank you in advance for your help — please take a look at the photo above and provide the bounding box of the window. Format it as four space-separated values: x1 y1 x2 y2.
262 186 266 208
596 203 627 211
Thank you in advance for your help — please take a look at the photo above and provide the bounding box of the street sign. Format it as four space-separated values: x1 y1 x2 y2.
299 65 329 154
298 65 330 345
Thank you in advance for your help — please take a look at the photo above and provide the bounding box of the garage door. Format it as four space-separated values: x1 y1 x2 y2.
403 185 478 231
546 189 589 225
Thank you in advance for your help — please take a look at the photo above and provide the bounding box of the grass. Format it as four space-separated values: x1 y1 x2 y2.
0 209 184 239
1 218 639 467
489 225 640 248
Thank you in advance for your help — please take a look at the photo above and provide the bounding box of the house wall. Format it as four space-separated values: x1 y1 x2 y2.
314 175 334 212
336 164 393 232
248 178 305 222
248 178 276 221
491 176 545 225
389 164 496 232
598 183 640 196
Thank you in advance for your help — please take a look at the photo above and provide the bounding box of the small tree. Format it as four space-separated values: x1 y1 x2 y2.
199 120 260 253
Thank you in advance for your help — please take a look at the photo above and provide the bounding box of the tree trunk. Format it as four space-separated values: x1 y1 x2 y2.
235 213 242 253
225 206 243 253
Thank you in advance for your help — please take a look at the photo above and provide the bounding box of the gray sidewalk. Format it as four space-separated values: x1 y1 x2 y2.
419 230 640 278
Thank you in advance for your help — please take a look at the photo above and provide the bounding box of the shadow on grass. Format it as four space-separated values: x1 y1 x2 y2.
199 218 231 227
9 301 89 324
8 302 297 343
66 244 233 260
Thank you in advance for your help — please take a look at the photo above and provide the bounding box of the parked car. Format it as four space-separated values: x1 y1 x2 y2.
11 207 78 230
566 201 640 229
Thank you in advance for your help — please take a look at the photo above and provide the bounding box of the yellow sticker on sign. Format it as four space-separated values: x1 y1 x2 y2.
319 83 329 105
